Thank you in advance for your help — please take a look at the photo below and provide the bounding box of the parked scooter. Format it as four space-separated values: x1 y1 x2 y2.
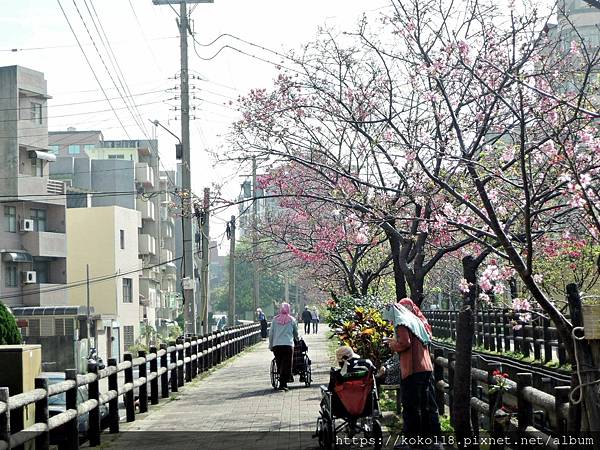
87 347 106 370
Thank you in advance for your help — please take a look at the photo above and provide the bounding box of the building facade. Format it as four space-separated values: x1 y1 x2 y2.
0 66 68 314
67 206 141 361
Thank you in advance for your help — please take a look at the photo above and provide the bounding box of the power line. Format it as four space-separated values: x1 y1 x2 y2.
0 35 179 53
56 0 132 139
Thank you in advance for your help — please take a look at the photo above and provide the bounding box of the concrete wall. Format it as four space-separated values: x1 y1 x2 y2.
91 160 135 209
24 335 76 370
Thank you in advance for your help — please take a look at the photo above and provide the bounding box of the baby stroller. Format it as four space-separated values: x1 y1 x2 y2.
315 368 382 450
270 337 312 388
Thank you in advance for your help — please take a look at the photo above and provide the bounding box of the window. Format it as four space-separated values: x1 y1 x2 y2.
68 144 80 154
28 319 40 337
120 229 125 249
48 145 60 155
5 263 18 287
4 206 16 232
33 259 50 284
31 158 43 177
123 325 134 350
108 154 125 159
31 102 42 124
122 278 133 303
30 209 46 232
54 318 65 336
83 144 95 153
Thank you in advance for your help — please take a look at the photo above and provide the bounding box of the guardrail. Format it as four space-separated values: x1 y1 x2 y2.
432 348 571 448
0 323 261 450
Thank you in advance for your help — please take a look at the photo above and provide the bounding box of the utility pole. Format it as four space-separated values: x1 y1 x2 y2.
201 188 210 334
252 156 260 313
86 264 91 352
151 0 212 334
227 215 236 327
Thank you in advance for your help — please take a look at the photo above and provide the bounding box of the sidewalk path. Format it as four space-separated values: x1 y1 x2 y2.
102 324 333 450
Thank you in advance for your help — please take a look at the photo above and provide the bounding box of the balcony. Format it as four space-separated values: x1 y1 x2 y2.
138 234 156 255
136 199 156 222
135 163 155 188
22 231 66 258
22 284 68 306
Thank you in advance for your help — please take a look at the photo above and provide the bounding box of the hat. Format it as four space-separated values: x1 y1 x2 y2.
336 346 360 364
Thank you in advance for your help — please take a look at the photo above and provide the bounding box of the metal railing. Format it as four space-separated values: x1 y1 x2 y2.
0 323 261 450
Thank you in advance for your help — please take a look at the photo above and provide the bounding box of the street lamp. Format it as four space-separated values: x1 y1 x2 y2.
150 119 182 160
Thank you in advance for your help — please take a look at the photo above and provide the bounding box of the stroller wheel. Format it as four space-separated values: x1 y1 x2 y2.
372 419 382 450
304 356 312 387
270 358 279 389
316 417 325 448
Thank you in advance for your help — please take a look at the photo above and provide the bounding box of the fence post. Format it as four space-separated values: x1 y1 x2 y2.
433 348 445 415
502 309 511 352
65 368 80 450
516 373 534 430
149 346 159 405
554 386 570 436
494 310 502 352
0 387 9 449
169 341 178 393
191 336 198 378
447 350 455 426
470 356 480 439
542 318 552 364
177 338 185 387
160 344 169 399
34 376 50 450
123 353 135 422
87 362 100 447
185 338 192 382
108 358 119 433
138 350 148 413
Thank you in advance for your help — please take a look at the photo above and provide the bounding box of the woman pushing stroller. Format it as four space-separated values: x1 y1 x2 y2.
268 302 298 391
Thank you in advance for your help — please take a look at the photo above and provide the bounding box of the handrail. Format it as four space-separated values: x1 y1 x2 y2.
0 322 261 450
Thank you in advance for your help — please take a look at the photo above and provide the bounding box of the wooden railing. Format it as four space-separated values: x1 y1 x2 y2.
0 323 261 450
426 309 569 366
432 348 571 448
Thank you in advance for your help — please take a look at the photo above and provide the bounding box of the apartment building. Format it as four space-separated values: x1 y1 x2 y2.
0 66 68 315
67 206 142 361
48 133 180 332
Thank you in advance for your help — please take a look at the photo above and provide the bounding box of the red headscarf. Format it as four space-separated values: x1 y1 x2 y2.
275 302 292 325
399 298 432 336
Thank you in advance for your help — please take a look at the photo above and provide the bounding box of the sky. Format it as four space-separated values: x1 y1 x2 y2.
0 0 390 249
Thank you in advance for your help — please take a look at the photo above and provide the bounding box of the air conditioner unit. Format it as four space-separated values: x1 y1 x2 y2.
20 219 34 232
22 271 37 284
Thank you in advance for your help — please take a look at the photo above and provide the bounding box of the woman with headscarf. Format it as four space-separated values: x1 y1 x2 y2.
257 308 268 338
383 298 441 449
268 302 298 391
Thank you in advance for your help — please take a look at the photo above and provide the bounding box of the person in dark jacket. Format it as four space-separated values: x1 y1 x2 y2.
301 306 312 334
257 308 268 338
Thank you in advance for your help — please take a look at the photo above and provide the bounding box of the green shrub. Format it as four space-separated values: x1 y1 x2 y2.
0 302 21 345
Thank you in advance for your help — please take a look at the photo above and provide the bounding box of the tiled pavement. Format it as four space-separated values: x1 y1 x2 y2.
102 324 333 449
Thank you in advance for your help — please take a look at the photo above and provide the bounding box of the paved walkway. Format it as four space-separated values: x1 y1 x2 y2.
102 324 333 450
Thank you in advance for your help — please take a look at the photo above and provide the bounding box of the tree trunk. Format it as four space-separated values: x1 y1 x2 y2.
387 232 408 300
409 275 425 307
452 255 480 450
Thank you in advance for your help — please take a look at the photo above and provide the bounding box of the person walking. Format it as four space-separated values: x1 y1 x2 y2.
311 307 320 333
257 308 268 338
301 306 312 334
269 302 298 391
383 298 441 449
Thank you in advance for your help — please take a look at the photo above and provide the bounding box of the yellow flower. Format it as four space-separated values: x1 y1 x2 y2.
362 328 375 336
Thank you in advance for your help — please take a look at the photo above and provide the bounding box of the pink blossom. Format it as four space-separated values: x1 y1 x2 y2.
459 278 470 294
